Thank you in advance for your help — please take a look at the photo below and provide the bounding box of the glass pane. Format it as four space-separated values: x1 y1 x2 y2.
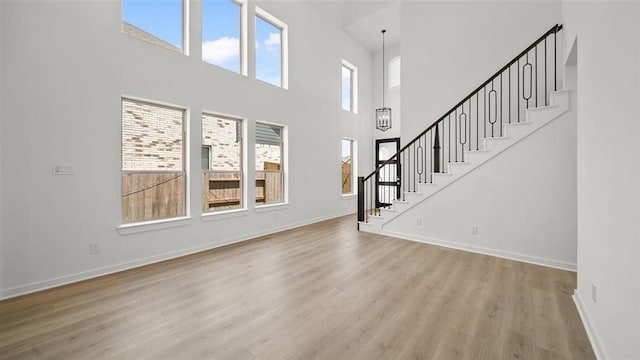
378 164 397 182
122 0 183 52
255 15 281 86
202 0 241 73
203 171 242 212
256 170 283 204
255 123 282 170
342 139 353 194
122 99 184 171
342 66 351 111
202 114 242 172
378 142 397 161
201 146 210 170
122 172 185 223
377 185 396 204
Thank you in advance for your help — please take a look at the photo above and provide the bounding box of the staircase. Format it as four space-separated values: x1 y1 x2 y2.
358 24 565 232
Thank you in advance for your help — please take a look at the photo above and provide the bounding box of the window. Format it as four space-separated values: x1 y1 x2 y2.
389 56 401 88
122 0 186 53
202 0 246 74
255 122 286 205
255 7 288 88
341 60 358 113
121 98 186 223
341 138 356 195
202 113 244 213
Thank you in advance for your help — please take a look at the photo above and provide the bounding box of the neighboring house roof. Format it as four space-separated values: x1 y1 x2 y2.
256 123 282 146
123 22 181 53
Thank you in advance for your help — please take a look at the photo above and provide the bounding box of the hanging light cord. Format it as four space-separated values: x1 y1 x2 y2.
382 29 386 107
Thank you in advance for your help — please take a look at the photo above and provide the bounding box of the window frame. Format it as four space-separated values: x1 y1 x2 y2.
255 121 288 207
201 112 247 215
201 0 248 75
254 7 288 89
341 137 357 196
341 59 358 113
121 0 190 55
120 96 190 226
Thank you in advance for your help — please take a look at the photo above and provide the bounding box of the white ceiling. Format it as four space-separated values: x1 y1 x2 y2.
306 0 401 52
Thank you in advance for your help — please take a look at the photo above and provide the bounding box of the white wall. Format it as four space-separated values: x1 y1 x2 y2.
0 0 5 293
562 2 640 359
0 0 373 298
384 107 577 270
401 1 562 143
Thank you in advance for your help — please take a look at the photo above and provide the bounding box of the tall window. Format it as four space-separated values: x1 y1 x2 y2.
389 56 401 88
341 60 358 113
255 7 288 88
202 0 246 74
121 98 186 223
341 138 356 195
255 122 285 205
122 0 186 53
202 113 244 213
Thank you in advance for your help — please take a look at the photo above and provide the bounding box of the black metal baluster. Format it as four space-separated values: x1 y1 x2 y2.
448 113 451 163
455 108 458 162
535 45 538 107
484 87 487 138
489 81 497 137
429 131 433 183
476 93 479 150
554 30 557 91
500 73 503 136
459 103 467 162
517 58 520 122
544 37 548 106
509 66 511 124
468 98 472 151
523 52 532 109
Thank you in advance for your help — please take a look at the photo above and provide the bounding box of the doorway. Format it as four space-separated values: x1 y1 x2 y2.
375 138 401 207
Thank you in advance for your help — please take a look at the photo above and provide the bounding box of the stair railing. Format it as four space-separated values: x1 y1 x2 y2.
358 24 563 225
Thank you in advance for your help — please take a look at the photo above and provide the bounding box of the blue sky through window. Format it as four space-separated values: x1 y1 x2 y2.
202 0 241 73
255 15 282 87
342 66 352 111
342 139 352 159
123 0 183 49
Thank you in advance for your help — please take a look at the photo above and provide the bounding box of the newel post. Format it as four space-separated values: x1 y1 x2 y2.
357 176 365 224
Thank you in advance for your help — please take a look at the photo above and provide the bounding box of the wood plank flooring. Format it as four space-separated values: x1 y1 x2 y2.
0 215 595 359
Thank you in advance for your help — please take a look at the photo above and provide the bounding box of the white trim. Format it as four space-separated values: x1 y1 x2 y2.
341 194 356 199
201 208 249 221
255 202 289 212
381 230 577 271
341 59 358 113
117 216 192 235
255 6 288 89
573 291 608 360
0 211 353 301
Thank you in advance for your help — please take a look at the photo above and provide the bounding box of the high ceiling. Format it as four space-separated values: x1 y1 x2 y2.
306 0 401 52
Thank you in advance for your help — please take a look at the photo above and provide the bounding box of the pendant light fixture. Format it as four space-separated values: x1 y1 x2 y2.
376 29 391 131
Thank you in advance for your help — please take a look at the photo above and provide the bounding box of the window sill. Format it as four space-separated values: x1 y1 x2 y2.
201 208 249 222
255 202 289 213
341 194 357 200
117 216 192 235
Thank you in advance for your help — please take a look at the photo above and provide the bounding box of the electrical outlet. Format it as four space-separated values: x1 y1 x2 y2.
89 243 100 254
52 163 74 175
416 218 422 226
472 226 479 235
592 284 597 303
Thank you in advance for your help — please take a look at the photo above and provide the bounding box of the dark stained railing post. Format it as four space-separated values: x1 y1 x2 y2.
433 124 441 173
357 176 365 224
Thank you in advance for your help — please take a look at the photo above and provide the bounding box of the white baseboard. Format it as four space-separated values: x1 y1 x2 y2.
573 291 608 360
382 230 577 271
0 211 355 300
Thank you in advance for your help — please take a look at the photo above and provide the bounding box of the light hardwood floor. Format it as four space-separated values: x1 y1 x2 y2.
0 215 594 359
